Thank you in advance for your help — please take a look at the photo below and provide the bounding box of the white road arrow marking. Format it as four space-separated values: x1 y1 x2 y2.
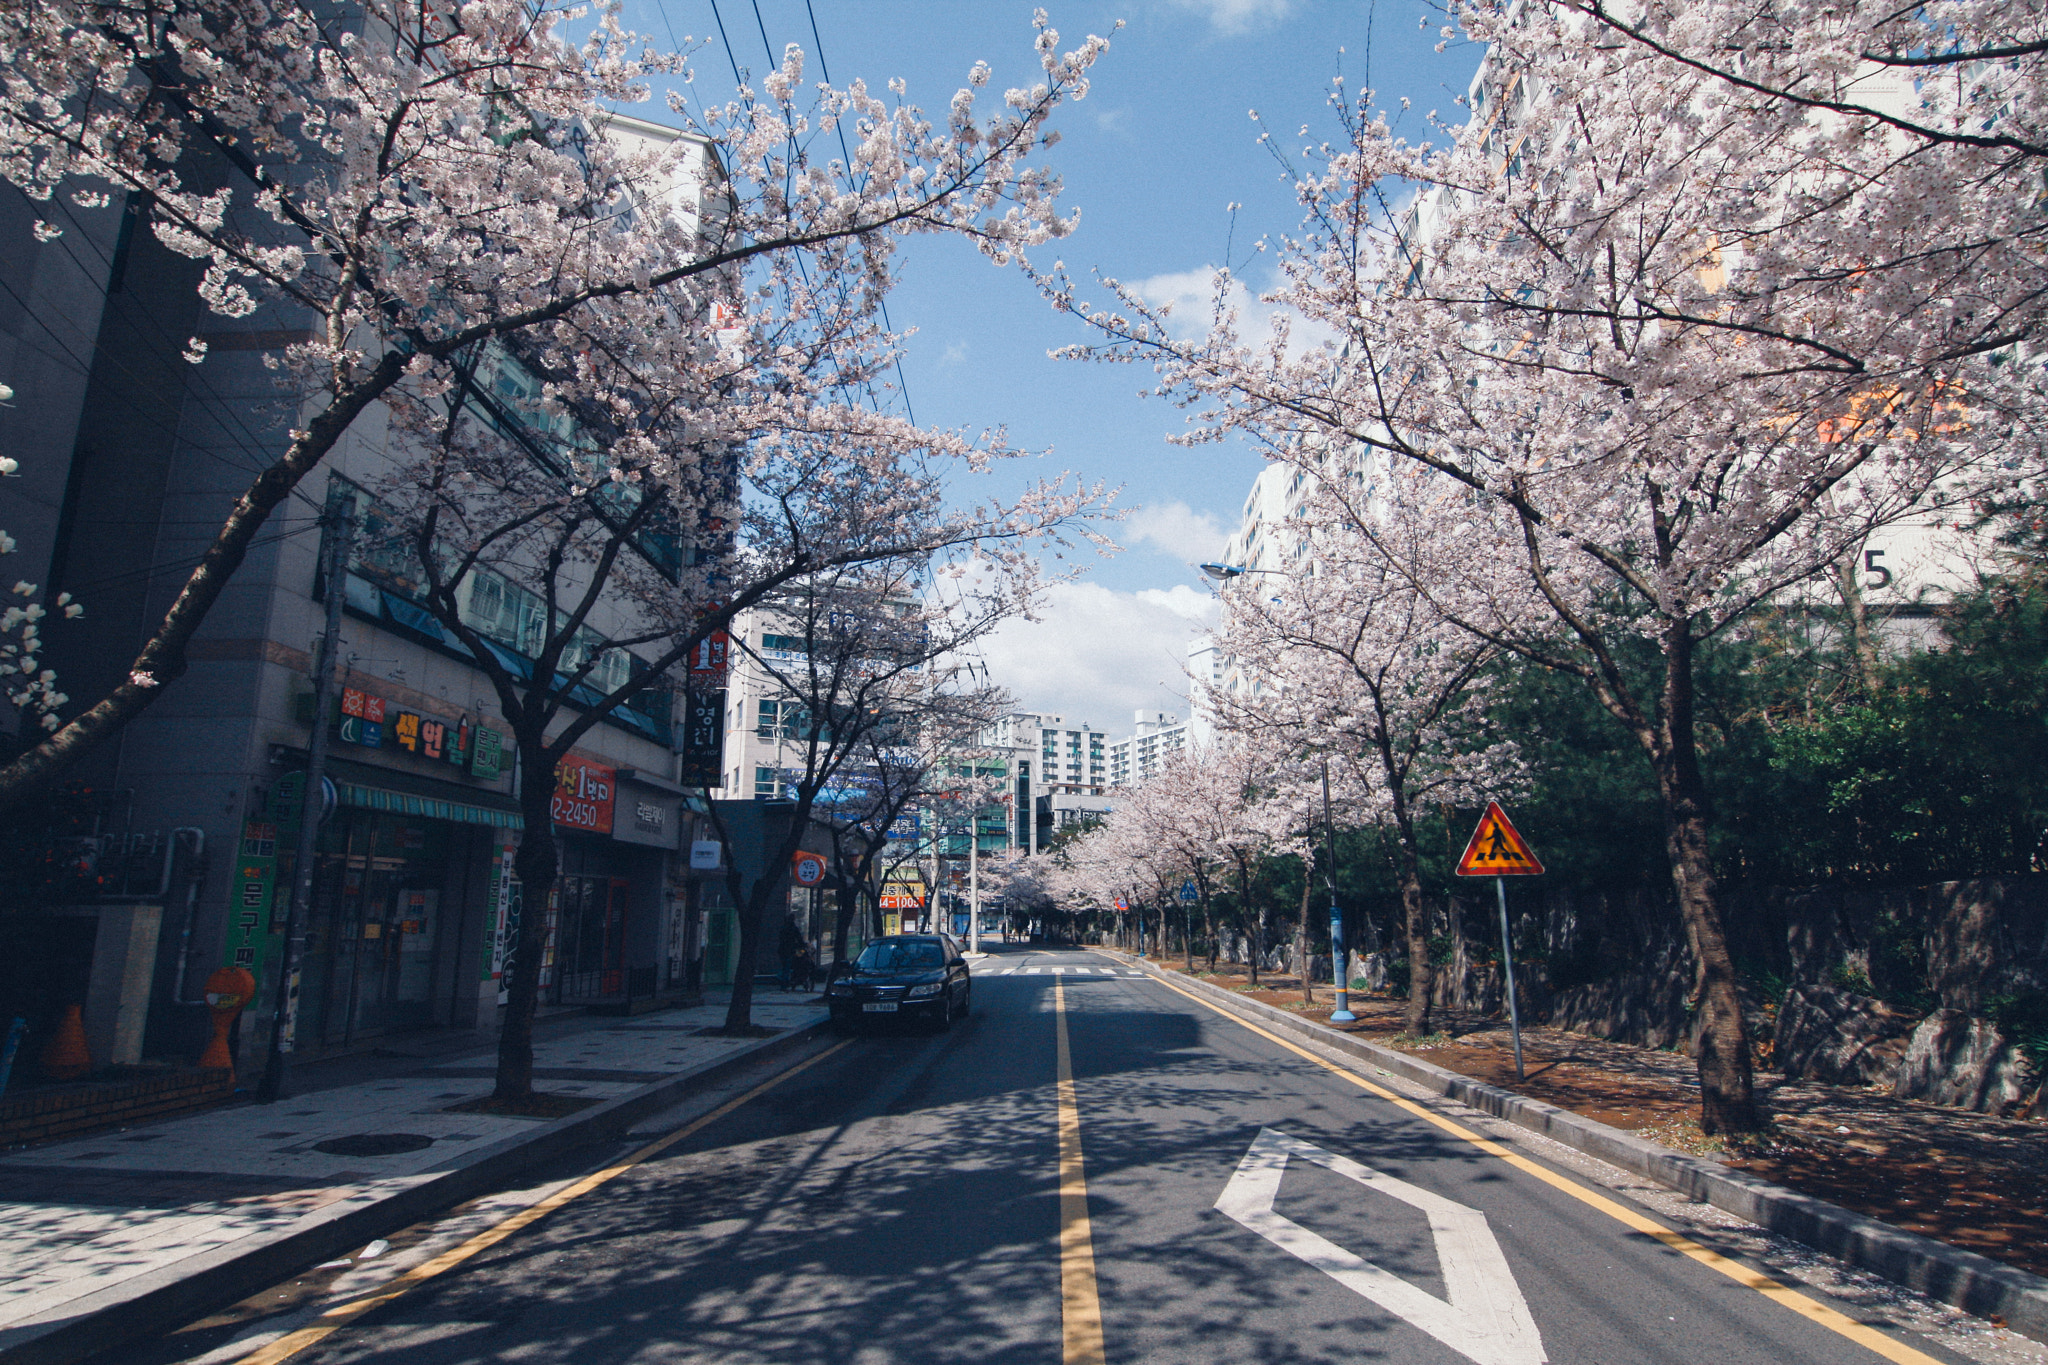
1215 1128 1547 1365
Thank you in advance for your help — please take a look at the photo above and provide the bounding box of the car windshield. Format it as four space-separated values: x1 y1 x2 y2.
858 941 943 971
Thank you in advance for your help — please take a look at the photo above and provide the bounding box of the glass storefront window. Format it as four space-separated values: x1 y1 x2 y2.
291 809 454 1049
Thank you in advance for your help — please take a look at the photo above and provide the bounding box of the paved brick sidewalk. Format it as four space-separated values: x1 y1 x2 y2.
0 994 827 1356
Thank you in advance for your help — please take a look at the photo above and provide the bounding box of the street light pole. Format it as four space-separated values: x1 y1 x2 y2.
968 814 980 953
1323 759 1354 1023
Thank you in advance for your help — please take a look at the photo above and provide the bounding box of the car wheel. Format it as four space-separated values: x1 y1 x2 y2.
958 985 971 1017
934 993 953 1032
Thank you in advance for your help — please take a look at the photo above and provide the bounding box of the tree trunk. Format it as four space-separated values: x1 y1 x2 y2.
722 874 775 1031
1396 829 1434 1037
1297 872 1314 1004
1237 855 1262 985
831 871 860 981
496 759 563 1101
1657 624 1760 1135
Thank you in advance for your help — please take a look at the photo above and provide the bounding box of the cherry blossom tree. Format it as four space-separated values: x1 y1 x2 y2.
1212 461 1519 1033
0 0 1113 812
1046 805 1158 951
821 679 1012 974
1051 1 2044 1131
363 350 1096 1085
690 561 1046 1040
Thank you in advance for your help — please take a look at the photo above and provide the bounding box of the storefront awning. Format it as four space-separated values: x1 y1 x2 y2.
319 753 525 830
334 780 522 829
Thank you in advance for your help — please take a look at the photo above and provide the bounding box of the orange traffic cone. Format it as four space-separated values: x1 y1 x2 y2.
41 1004 93 1081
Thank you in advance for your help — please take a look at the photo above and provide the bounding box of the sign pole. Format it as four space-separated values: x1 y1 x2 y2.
1495 876 1525 1080
1454 800 1542 1082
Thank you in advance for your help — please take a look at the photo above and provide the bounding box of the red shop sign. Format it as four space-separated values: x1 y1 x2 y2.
550 757 616 834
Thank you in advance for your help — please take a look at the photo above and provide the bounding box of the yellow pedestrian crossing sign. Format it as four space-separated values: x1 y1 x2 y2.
1455 801 1544 876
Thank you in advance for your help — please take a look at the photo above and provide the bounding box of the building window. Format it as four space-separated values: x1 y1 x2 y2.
754 766 783 799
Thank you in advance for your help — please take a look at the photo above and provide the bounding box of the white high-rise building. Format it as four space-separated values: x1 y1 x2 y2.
1106 709 1190 787
983 711 1110 854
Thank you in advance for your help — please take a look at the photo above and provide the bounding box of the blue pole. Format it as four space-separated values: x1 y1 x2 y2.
1323 761 1355 1023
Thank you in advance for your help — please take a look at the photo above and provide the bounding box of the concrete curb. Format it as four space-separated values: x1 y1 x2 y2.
0 1016 831 1365
1119 954 2048 1343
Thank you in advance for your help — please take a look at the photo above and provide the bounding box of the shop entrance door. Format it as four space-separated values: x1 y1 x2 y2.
300 811 449 1049
703 908 734 985
554 874 628 1003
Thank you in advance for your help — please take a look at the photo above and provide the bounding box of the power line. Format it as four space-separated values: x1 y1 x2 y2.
51 521 316 598
792 0 918 427
705 0 746 87
696 1 911 428
29 186 324 496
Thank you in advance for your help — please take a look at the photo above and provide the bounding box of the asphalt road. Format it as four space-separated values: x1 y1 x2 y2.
119 945 1974 1365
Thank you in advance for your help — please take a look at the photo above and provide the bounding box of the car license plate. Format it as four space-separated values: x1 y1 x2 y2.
862 1002 898 1013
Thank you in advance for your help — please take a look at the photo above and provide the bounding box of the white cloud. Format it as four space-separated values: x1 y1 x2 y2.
1132 264 1340 359
939 340 969 366
1124 500 1229 561
975 580 1217 731
1162 0 1296 36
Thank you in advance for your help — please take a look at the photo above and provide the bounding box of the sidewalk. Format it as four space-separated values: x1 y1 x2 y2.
0 992 828 1365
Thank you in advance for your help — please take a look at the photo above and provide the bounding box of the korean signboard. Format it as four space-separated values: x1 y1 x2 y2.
679 687 725 789
222 820 279 978
551 757 616 834
687 632 731 687
336 685 503 780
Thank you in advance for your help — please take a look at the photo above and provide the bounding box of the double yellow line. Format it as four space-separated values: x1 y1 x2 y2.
236 1041 852 1365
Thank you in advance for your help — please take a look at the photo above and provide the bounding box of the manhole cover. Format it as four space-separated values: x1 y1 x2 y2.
312 1133 436 1157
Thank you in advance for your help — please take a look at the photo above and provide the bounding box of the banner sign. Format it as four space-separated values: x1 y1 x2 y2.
687 632 731 686
679 687 725 788
551 757 616 834
483 832 518 997
338 685 500 779
223 820 279 978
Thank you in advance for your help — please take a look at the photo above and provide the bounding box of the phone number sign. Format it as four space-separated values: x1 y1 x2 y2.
551 757 616 834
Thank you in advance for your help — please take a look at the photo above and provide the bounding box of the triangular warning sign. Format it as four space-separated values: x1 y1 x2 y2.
1455 801 1544 877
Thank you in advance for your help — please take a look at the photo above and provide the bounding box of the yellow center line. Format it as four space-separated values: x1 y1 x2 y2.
1143 972 1944 1365
234 1040 854 1365
1054 976 1107 1365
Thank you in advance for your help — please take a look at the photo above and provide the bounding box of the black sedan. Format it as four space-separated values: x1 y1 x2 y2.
828 935 972 1031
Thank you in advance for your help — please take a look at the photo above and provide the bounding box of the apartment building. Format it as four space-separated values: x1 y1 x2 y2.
1105 710 1191 788
0 113 734 1063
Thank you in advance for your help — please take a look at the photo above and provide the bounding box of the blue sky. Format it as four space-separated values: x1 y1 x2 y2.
616 1 1482 731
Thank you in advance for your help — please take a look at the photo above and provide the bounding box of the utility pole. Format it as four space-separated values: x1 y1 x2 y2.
258 504 352 1102
968 810 980 952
